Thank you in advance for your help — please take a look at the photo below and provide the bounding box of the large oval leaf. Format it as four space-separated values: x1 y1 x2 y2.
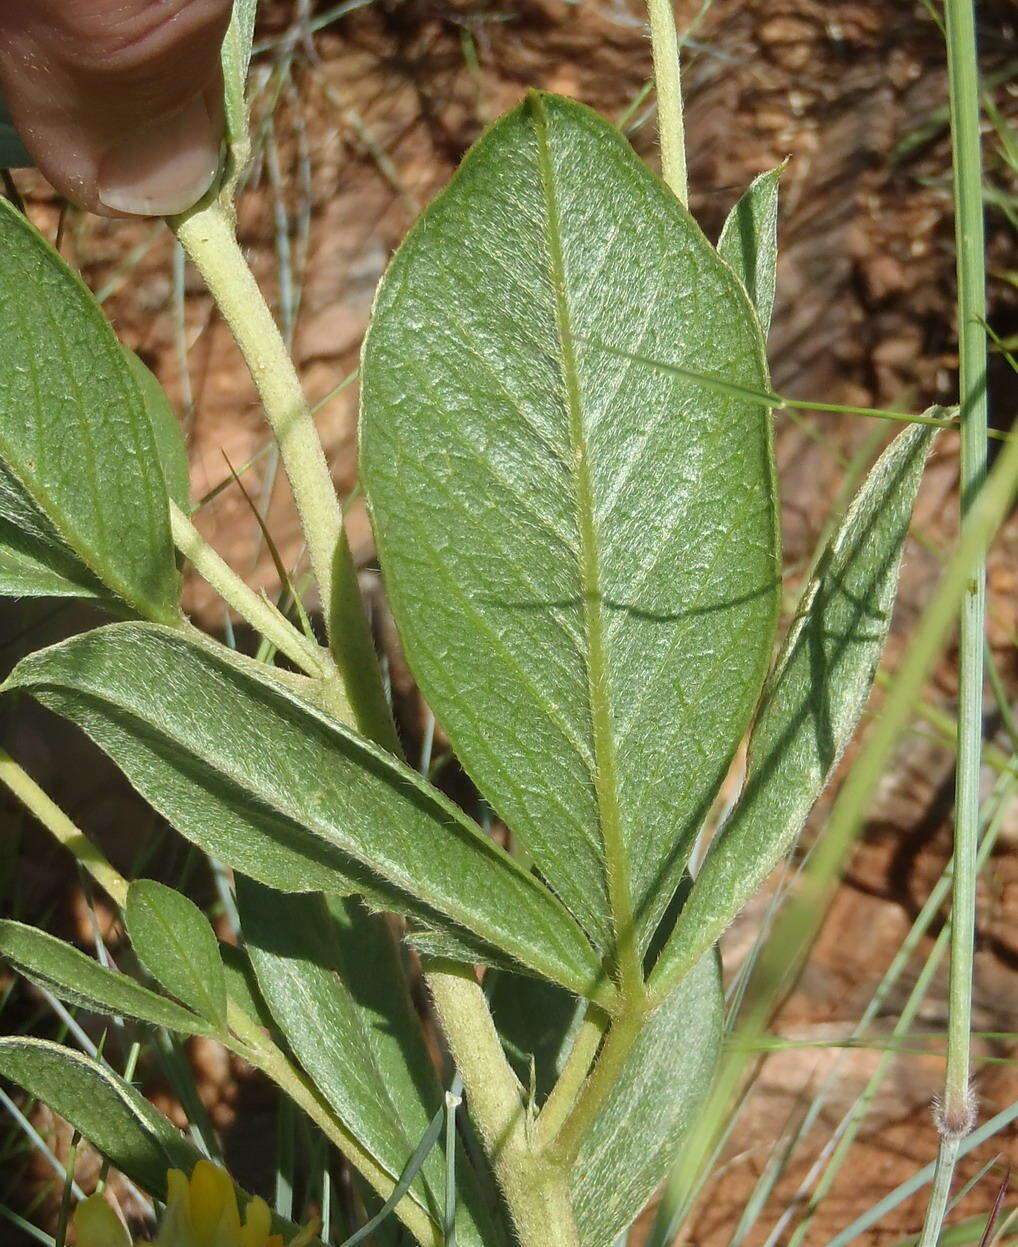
651 424 935 997
0 201 178 620
361 93 779 958
5 622 605 1001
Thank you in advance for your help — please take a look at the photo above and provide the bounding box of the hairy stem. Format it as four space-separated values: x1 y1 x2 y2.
536 1010 608 1146
918 0 987 1234
169 502 330 678
0 751 129 908
646 0 688 203
169 201 396 748
171 202 341 618
428 961 581 1247
545 996 650 1165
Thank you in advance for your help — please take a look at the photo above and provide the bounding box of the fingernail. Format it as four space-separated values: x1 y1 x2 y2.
98 94 219 216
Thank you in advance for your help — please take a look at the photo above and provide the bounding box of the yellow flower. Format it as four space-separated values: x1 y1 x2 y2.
72 1162 315 1247
72 1194 132 1247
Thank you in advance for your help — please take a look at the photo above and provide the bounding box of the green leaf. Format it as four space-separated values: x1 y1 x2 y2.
0 1038 316 1243
0 1037 196 1194
488 973 587 1103
571 951 723 1247
361 92 779 958
717 165 783 336
0 459 114 602
5 622 605 1001
220 0 258 186
0 920 214 1036
123 351 190 510
651 424 935 996
238 882 503 1246
240 884 440 1214
126 881 227 1030
0 200 179 621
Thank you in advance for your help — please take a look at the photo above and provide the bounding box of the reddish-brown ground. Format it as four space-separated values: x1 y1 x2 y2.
2 1 1016 1244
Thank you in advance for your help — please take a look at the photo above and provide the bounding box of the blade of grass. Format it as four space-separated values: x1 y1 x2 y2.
579 337 1010 439
0 1202 56 1246
444 1089 461 1247
763 765 1015 1247
826 1101 1018 1247
221 452 317 644
168 502 329 677
0 1086 85 1200
338 1095 446 1247
53 1130 79 1247
918 0 989 1236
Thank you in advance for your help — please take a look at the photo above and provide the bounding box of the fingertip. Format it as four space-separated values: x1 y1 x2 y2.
0 0 232 216
97 91 221 217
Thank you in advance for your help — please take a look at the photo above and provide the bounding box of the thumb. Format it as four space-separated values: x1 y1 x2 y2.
0 0 232 217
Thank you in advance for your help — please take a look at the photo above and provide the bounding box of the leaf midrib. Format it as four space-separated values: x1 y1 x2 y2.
131 890 225 1027
530 95 641 991
20 632 604 998
0 216 173 620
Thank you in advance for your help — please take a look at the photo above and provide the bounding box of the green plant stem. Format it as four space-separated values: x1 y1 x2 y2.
427 960 581 1247
169 202 397 749
0 751 441 1245
0 751 128 908
919 0 988 1236
536 1010 608 1146
545 996 650 1165
920 1137 963 1247
169 502 329 679
646 0 688 202
171 202 341 617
